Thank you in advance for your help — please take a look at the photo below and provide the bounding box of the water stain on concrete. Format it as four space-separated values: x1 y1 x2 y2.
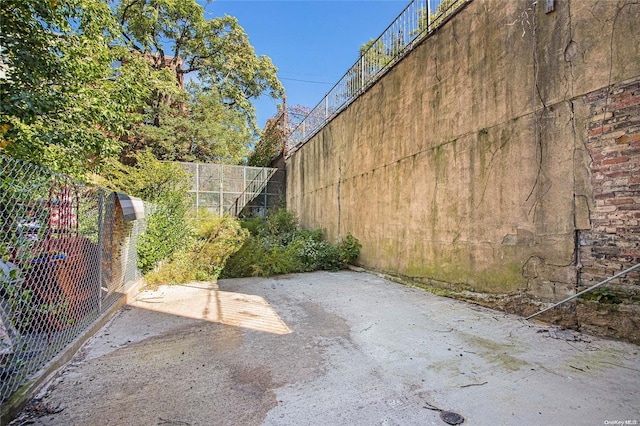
11 272 640 426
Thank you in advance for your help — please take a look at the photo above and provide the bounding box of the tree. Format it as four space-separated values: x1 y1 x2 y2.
416 0 459 37
116 0 284 156
1 0 282 173
345 35 399 97
0 0 173 175
247 103 311 166
135 83 253 163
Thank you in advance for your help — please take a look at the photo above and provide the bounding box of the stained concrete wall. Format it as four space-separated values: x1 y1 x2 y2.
286 0 640 335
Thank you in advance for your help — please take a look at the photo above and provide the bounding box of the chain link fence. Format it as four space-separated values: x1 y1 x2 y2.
178 162 284 217
0 155 147 404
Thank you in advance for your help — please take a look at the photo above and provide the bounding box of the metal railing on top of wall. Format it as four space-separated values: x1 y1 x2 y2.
286 0 470 155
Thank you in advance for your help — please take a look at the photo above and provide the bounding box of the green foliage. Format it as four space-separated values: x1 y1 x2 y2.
134 85 252 164
415 0 459 36
247 109 287 167
264 208 299 241
0 0 175 176
240 216 265 236
222 209 361 278
0 266 74 333
0 267 33 333
191 213 250 275
221 237 298 278
116 0 284 153
94 150 191 203
338 234 362 265
579 287 622 304
145 213 249 285
137 194 191 274
1 0 283 175
95 150 192 273
348 31 402 96
291 230 341 271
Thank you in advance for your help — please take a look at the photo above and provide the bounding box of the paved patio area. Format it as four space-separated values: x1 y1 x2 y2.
13 271 640 425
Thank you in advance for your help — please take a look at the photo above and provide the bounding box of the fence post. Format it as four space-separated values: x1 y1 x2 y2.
219 166 224 216
97 189 104 312
195 163 200 214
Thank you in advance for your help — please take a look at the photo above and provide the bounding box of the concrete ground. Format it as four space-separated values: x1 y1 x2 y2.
12 271 640 426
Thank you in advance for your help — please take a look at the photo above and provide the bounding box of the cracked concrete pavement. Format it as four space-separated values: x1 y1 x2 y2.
12 270 640 425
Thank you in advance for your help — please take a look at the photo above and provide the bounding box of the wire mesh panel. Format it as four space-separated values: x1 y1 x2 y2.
198 164 220 192
0 155 147 404
176 162 281 216
239 168 285 218
221 165 244 193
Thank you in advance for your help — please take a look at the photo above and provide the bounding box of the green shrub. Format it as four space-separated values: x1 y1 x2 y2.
290 230 339 271
338 233 362 265
137 194 191 274
240 216 265 236
145 213 249 285
261 244 302 276
222 209 361 278
96 150 192 274
264 207 298 244
193 213 250 273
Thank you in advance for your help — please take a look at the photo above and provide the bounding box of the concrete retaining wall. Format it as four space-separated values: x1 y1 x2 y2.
286 0 640 341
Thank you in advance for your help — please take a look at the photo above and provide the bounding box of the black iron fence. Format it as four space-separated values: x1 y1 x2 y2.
0 154 147 404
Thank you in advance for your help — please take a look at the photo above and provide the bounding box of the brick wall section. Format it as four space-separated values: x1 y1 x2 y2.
580 76 640 292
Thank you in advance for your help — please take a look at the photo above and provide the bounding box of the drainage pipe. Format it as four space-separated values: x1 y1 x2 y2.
526 262 640 320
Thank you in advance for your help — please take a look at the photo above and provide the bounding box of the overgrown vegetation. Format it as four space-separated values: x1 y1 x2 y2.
145 212 249 286
91 153 358 286
222 208 361 278
94 150 192 274
247 109 287 167
247 104 311 167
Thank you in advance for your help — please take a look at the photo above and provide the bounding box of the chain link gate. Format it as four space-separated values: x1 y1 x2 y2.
0 155 147 404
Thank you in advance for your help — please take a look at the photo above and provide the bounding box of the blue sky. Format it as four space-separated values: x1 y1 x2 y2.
199 0 409 128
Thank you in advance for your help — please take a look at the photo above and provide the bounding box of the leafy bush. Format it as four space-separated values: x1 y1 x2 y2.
95 150 192 274
137 195 191 274
222 209 361 278
338 234 362 265
240 216 265 236
221 237 300 278
145 213 249 285
264 208 299 244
